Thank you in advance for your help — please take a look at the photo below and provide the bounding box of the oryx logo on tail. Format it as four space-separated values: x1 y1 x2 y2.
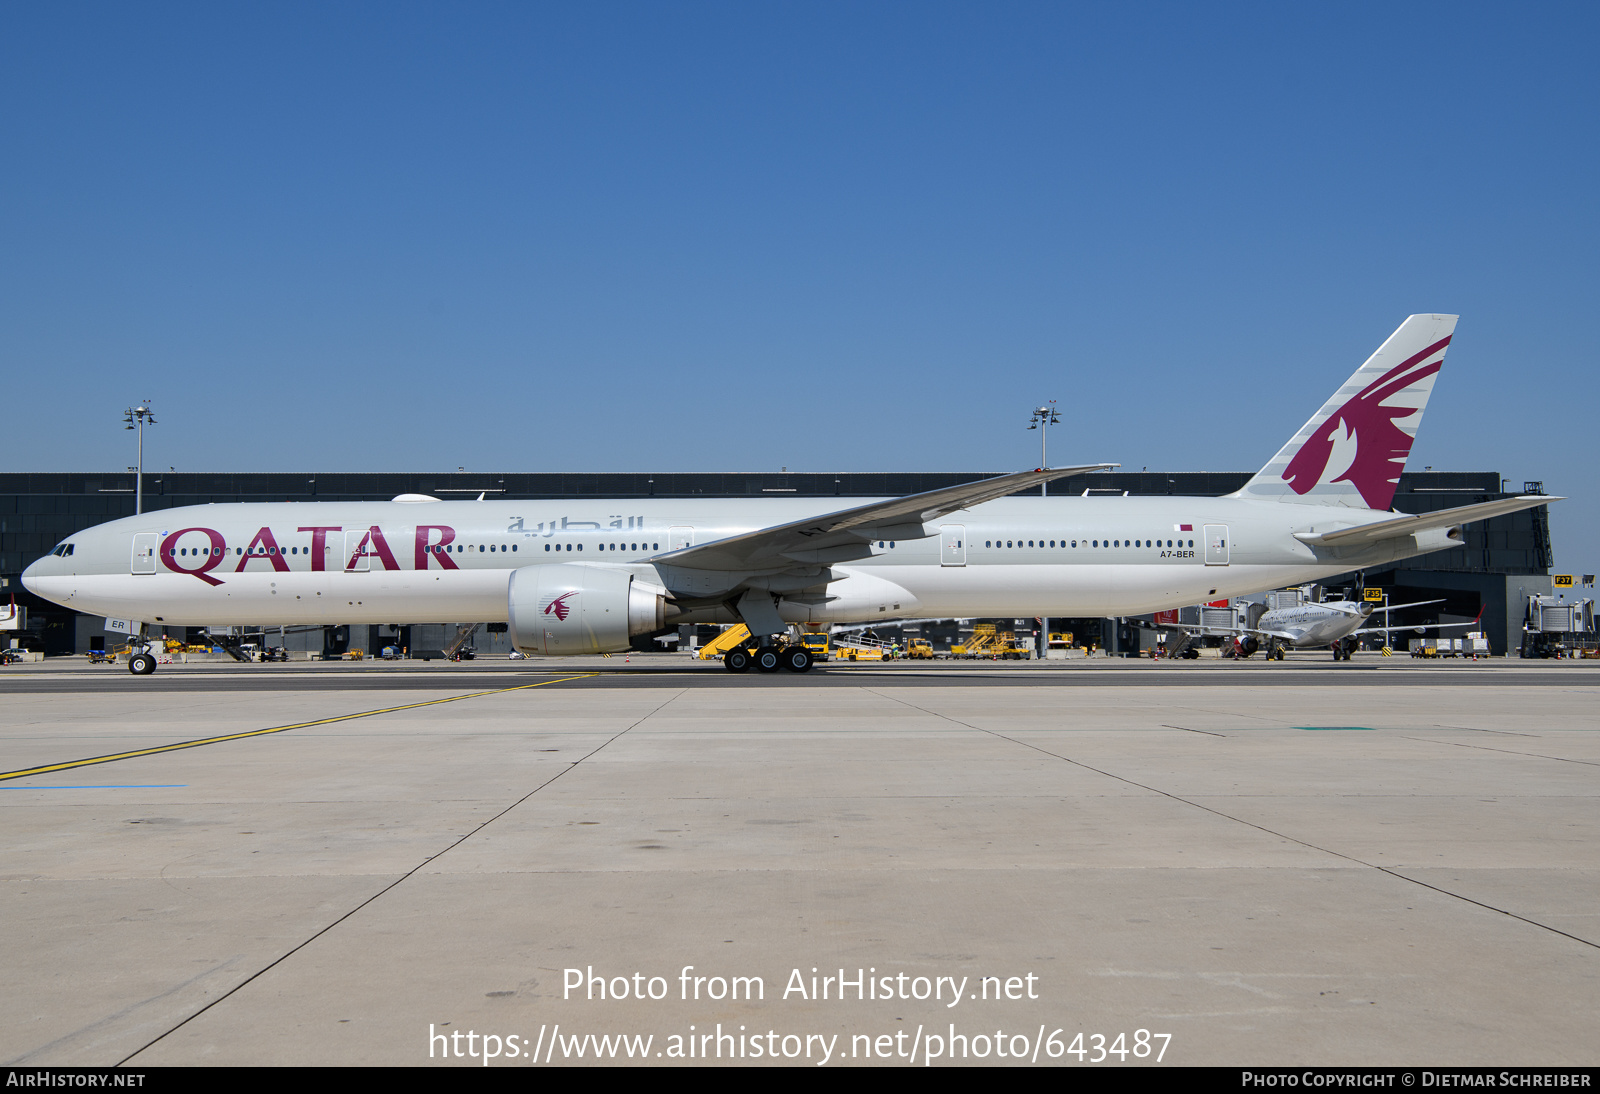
1281 335 1449 510
1232 314 1458 511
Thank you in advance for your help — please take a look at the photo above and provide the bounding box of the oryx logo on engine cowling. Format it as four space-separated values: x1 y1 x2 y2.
542 591 577 621
1281 335 1449 511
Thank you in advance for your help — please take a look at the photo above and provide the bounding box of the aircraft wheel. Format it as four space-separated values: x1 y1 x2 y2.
724 649 752 673
754 646 783 673
780 647 813 673
1275 648 1285 661
129 652 157 676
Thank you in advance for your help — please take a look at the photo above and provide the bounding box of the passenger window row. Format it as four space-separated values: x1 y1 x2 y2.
544 542 661 553
165 543 531 557
173 541 670 558
981 538 1196 549
426 544 518 553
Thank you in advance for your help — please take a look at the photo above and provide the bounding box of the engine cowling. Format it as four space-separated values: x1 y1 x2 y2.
1412 525 1463 553
508 564 666 655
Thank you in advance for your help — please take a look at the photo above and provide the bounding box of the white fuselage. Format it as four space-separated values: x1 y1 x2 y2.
22 495 1425 629
1254 601 1373 647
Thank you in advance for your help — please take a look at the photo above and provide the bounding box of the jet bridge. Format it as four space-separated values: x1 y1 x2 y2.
1521 595 1596 658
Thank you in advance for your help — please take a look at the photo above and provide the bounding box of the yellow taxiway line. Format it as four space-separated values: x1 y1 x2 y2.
0 674 597 783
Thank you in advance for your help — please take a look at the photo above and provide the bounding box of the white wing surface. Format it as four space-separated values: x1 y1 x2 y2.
651 464 1116 571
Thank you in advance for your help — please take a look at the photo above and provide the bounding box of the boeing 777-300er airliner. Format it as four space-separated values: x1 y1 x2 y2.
23 314 1559 676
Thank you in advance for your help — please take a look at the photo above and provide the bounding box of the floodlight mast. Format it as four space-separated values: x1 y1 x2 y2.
123 403 157 515
1027 400 1062 659
1027 402 1060 496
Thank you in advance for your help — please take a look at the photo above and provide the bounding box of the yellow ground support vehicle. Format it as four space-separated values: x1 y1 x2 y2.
951 624 1030 659
799 631 830 661
831 632 897 661
697 624 754 660
905 638 935 659
696 624 818 673
834 645 889 661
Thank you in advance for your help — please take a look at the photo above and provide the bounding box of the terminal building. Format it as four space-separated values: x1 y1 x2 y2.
0 469 1560 658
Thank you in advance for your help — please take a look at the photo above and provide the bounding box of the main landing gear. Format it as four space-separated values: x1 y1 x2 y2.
724 644 813 674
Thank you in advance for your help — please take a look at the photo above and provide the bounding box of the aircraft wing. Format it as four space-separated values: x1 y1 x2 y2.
1354 609 1485 638
1352 621 1475 637
1369 598 1444 613
1133 618 1300 642
1293 495 1560 547
650 464 1117 571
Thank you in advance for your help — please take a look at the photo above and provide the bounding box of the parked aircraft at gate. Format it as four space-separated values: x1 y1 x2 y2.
1157 597 1483 660
23 314 1559 674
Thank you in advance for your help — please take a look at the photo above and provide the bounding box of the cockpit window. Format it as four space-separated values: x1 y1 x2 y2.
52 544 75 557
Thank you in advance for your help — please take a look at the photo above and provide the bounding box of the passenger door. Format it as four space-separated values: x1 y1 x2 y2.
131 533 157 575
1204 524 1230 566
940 524 966 566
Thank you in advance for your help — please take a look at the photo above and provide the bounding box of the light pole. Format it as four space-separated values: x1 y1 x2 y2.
124 403 157 515
1027 402 1059 496
1028 402 1060 658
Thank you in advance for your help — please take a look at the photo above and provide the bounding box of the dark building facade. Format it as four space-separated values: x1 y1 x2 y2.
1 470 1553 655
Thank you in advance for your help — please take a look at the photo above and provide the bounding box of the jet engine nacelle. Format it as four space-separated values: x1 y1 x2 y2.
508 564 666 655
801 567 921 623
1412 526 1464 553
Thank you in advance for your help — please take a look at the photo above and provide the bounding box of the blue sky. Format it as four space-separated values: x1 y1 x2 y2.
3 3 1595 575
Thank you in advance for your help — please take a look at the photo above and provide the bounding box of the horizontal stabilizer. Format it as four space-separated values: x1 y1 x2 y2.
1293 495 1559 547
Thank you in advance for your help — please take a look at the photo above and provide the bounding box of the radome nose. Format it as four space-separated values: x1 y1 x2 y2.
21 557 44 596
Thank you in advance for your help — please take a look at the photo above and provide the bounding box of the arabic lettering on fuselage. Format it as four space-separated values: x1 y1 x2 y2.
510 516 647 534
